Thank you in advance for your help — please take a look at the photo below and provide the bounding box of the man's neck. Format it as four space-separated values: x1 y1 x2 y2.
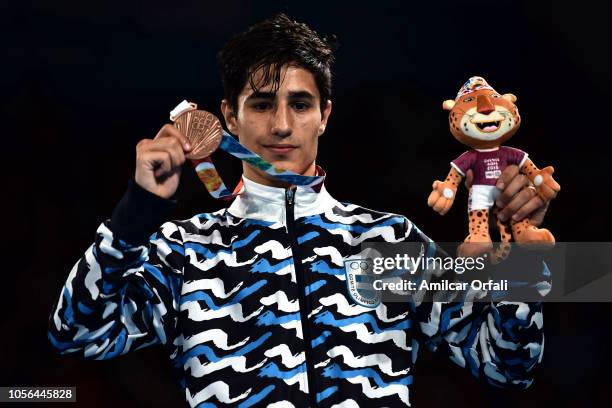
242 162 317 188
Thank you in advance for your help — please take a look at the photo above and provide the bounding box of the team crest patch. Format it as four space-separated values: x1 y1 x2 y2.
344 259 381 308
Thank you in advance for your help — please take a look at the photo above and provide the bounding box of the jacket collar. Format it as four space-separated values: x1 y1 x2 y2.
227 173 337 224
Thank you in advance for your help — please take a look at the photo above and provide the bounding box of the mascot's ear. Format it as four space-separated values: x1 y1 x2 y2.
442 99 455 111
502 93 517 103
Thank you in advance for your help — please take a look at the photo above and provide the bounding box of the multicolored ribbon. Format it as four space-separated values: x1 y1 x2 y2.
191 130 326 200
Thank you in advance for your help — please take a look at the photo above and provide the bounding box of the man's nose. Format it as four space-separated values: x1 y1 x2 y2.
271 104 292 138
476 94 496 115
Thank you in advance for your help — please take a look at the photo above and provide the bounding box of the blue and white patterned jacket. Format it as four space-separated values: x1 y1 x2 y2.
49 176 546 407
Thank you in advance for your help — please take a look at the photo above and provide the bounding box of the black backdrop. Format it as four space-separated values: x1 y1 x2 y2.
2 1 611 407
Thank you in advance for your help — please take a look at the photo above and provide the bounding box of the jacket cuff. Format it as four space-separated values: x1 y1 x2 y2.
110 179 177 244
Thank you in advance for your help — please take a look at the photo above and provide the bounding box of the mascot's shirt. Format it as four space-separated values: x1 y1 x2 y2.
451 146 528 186
48 175 547 407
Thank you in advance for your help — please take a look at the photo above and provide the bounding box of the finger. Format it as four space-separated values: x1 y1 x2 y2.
140 150 173 176
433 197 448 213
511 193 544 222
529 201 549 227
428 191 440 207
148 135 184 152
496 164 519 190
149 145 185 171
496 173 529 208
539 184 556 201
464 169 473 189
439 199 453 215
432 180 440 190
136 138 153 152
498 188 534 221
548 179 561 192
155 124 192 151
147 138 186 168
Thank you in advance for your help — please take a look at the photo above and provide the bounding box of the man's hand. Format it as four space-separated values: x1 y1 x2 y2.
135 124 192 199
492 165 548 226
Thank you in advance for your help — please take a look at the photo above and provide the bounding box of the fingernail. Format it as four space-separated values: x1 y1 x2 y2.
497 181 504 189
185 143 191 149
498 213 507 222
512 214 520 221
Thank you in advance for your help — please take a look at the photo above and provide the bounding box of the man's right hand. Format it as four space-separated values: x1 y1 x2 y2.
135 124 192 199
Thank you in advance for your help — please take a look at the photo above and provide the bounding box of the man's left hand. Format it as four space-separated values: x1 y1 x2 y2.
493 165 548 226
464 165 548 226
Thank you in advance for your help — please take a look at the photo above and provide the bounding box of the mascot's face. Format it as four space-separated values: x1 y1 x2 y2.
443 89 521 149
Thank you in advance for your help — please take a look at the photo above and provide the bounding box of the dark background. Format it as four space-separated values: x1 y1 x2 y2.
2 0 611 407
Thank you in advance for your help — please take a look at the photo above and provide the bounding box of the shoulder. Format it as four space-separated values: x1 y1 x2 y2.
327 201 430 241
154 207 235 242
454 149 477 160
500 146 528 165
501 145 527 156
451 150 477 171
329 201 406 223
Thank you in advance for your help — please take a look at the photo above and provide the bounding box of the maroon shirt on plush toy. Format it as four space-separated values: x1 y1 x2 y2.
451 146 528 187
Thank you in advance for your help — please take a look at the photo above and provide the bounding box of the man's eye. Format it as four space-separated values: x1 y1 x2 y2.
463 97 474 103
293 102 310 111
254 102 271 111
491 94 501 98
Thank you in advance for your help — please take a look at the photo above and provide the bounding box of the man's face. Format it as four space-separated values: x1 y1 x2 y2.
221 64 332 186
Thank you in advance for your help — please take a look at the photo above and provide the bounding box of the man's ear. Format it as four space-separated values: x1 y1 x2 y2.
502 93 517 103
442 99 455 111
318 100 332 136
221 99 238 134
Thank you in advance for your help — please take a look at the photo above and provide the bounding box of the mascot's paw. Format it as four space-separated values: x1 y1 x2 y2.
427 180 456 215
458 234 493 257
533 166 560 202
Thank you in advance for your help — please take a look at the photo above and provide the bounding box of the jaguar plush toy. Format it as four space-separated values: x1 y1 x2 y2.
427 76 560 258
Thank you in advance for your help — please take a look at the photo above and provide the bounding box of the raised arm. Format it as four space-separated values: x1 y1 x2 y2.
48 123 192 359
48 182 184 359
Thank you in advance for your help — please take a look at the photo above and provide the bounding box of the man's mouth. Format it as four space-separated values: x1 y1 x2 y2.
263 144 298 154
475 120 501 132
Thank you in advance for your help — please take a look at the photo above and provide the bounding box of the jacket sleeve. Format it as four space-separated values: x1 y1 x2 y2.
406 221 550 389
48 180 185 360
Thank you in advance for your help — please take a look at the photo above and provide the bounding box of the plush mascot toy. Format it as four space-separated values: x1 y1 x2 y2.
427 76 560 259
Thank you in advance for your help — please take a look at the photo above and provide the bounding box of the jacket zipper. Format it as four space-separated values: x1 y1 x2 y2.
285 188 318 407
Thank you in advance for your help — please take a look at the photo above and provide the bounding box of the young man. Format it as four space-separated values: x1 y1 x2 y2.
49 14 549 407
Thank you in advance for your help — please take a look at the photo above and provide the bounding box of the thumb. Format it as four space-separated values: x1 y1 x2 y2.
542 166 555 175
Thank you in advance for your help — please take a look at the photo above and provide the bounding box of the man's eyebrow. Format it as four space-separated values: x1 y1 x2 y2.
288 91 315 100
246 91 275 101
245 90 315 101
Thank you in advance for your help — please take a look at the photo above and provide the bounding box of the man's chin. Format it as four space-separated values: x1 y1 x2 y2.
266 159 306 174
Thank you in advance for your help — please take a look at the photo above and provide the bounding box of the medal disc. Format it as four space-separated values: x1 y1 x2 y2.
174 109 223 160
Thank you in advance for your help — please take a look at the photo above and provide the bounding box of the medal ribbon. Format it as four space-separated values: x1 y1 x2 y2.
191 130 326 200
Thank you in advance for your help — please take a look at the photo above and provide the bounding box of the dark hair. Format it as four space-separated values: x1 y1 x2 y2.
218 13 336 113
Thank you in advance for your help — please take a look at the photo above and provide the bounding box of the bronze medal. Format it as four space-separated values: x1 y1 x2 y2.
183 110 223 160
171 101 223 160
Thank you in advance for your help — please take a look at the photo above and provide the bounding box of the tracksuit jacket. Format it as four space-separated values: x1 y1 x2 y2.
49 175 547 407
